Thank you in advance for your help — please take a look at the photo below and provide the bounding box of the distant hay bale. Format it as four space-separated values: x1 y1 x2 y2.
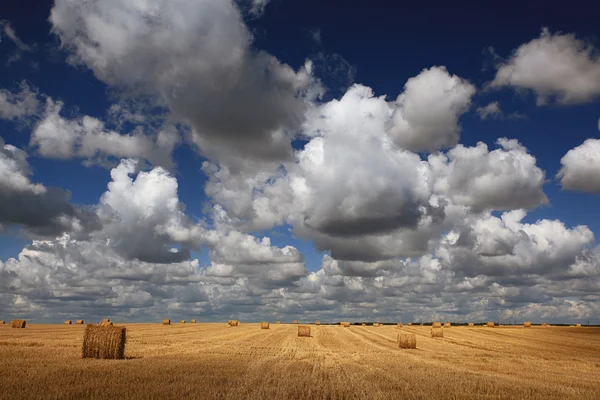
524 322 531 327
191 320 196 324
11 320 26 328
64 320 72 325
100 321 113 327
162 319 171 325
316 320 320 325
420 323 424 326
397 323 404 327
180 320 186 324
444 322 451 328
432 322 441 328
373 323 380 327
431 327 444 338
487 322 495 328
261 322 270 329
82 324 126 360
76 320 84 325
342 322 350 327
0 321 4 325
293 320 298 324
407 323 412 326
276 321 280 324
468 323 474 327
397 333 417 349
576 323 582 327
298 325 311 337
101 318 110 323
541 323 548 327
362 323 366 326
228 320 239 327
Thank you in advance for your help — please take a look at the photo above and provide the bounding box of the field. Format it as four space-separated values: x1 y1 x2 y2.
1 323 600 399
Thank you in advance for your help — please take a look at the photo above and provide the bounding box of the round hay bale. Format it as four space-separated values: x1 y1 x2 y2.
100 321 113 327
64 320 72 325
443 322 451 328
431 327 444 338
276 321 280 324
342 322 350 327
315 320 320 325
576 323 582 327
190 320 196 324
397 323 404 328
397 333 417 349
468 323 474 327
407 323 412 326
261 322 270 329
293 320 299 324
0 321 5 325
11 320 26 328
228 320 239 327
362 323 366 326
162 319 171 325
180 320 186 324
76 320 84 325
101 318 110 323
432 322 441 328
487 322 495 328
298 325 311 337
524 321 531 327
82 324 126 360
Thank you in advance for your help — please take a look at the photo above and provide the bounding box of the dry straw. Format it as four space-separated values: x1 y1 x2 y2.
468 323 474 327
397 323 404 327
228 320 239 327
407 323 412 326
362 323 366 326
180 320 186 324
76 320 84 325
191 320 196 324
487 322 495 327
101 318 110 323
524 321 531 327
276 321 280 324
82 324 126 360
373 323 380 327
397 333 417 349
261 322 270 329
432 322 441 328
431 327 444 338
316 320 320 325
342 322 350 327
11 320 27 328
293 320 298 324
298 325 311 337
64 320 72 325
100 321 113 327
444 322 451 328
576 323 582 327
162 319 171 325
0 321 5 325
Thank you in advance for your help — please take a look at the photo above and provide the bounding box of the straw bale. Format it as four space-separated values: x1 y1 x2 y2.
342 322 350 327
398 333 417 349
431 327 444 338
444 322 451 328
432 322 441 328
82 324 126 359
468 323 474 327
407 323 412 326
76 320 84 324
397 323 404 327
64 320 72 325
576 323 582 327
162 319 171 325
11 320 26 328
293 320 298 324
524 321 531 327
315 320 320 325
180 320 186 324
298 325 311 337
191 320 196 324
261 322 270 329
487 322 495 327
100 321 113 327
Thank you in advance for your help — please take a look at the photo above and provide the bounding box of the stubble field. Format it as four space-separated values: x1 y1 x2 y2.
1 323 599 399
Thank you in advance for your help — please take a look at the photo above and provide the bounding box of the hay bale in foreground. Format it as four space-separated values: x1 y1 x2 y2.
64 320 72 325
82 324 126 360
298 325 311 337
398 333 417 349
76 320 84 325
468 323 474 327
524 321 531 327
576 323 582 327
342 322 350 327
316 320 320 325
293 320 299 324
432 322 441 328
261 322 269 329
444 322 451 328
191 320 196 324
11 320 26 328
431 327 444 338
100 321 113 327
487 322 495 328
162 319 171 325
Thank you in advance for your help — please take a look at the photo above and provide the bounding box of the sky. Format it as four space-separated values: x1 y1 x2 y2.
1 0 600 324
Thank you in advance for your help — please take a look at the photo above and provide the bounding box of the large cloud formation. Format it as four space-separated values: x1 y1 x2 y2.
558 139 600 193
49 0 319 164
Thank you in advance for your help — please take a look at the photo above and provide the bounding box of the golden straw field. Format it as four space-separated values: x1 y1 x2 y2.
1 323 600 399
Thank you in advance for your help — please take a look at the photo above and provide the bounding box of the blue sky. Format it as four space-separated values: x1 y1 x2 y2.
1 0 600 323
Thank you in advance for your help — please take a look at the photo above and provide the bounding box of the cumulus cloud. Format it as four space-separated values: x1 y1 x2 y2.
430 138 548 211
0 82 42 122
388 66 476 152
557 139 600 193
30 99 178 167
50 0 319 164
476 101 502 120
0 137 97 236
490 28 600 105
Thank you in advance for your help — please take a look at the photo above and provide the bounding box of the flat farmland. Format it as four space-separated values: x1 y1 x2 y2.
1 323 599 399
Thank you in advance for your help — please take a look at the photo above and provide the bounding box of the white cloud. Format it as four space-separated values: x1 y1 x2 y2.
50 0 320 163
388 66 476 152
558 139 600 193
490 28 600 105
31 98 178 167
249 0 270 17
476 101 503 120
0 82 42 122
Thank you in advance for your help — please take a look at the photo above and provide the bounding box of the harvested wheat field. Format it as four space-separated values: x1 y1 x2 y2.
1 323 600 399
